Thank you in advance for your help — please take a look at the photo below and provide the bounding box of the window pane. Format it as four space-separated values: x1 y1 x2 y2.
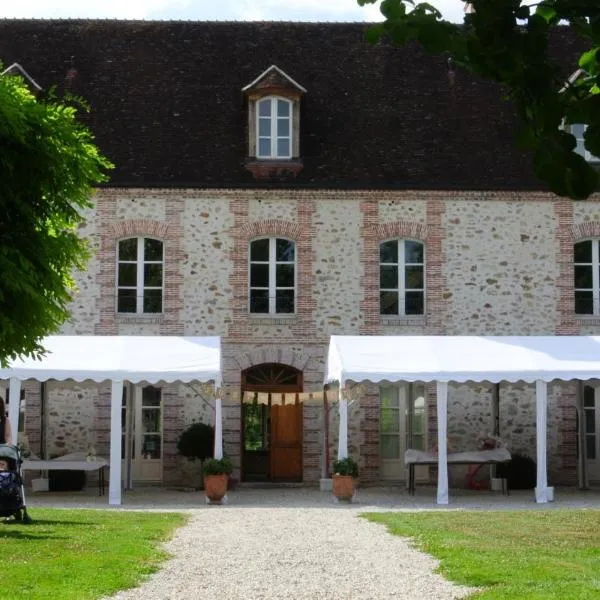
380 387 400 409
380 408 400 433
258 99 271 117
380 291 398 315
276 289 295 313
584 386 595 408
586 435 596 460
118 238 137 261
276 239 295 262
381 435 400 459
585 411 596 434
144 239 163 261
143 289 162 313
411 412 425 435
411 434 425 451
250 289 269 313
118 263 137 286
258 118 271 137
277 119 290 137
142 434 161 459
277 100 290 117
277 138 290 157
575 265 593 289
380 266 398 289
405 266 424 289
142 386 161 407
575 291 594 315
250 264 269 287
574 240 593 263
117 289 136 313
250 239 270 261
572 123 585 138
142 409 161 433
405 291 424 315
258 138 271 157
276 264 294 287
144 264 163 287
380 241 398 263
405 241 424 264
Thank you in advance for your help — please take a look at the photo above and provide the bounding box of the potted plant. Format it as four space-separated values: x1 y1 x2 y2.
202 457 233 504
176 422 215 489
332 457 359 501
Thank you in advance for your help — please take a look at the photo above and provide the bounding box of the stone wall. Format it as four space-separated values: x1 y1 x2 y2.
44 188 600 486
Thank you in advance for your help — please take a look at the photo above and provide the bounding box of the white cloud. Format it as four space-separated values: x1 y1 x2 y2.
0 0 466 22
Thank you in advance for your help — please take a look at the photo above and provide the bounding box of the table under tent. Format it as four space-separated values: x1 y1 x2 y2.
325 335 600 504
0 335 222 505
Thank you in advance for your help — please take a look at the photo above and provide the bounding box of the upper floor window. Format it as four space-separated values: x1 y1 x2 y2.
117 237 163 314
249 238 295 314
380 239 425 315
257 97 292 159
569 124 600 163
575 239 600 314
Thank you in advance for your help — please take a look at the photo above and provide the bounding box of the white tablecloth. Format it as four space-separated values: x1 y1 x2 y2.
404 447 511 465
22 452 108 471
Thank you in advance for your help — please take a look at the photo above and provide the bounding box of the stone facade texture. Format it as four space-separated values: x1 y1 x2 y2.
35 187 600 487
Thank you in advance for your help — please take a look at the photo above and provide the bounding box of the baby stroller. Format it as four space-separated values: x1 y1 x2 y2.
0 444 32 524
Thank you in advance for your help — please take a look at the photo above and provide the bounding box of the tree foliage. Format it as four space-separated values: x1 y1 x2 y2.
0 69 112 365
359 0 600 199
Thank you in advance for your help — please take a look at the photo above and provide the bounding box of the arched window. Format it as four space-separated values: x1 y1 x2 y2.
574 239 600 314
379 239 425 315
117 237 164 313
256 97 292 159
249 237 295 314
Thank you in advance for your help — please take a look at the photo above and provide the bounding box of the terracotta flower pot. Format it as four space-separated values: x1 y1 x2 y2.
204 474 228 504
332 474 355 501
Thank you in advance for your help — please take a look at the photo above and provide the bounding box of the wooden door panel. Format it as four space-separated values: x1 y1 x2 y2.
271 403 303 481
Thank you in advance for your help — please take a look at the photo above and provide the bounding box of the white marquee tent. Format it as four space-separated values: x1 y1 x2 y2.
326 335 600 504
0 336 222 505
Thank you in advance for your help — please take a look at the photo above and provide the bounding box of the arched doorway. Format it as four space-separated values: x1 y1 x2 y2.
241 363 303 482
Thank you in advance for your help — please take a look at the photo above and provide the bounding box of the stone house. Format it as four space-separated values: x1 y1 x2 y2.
0 19 598 490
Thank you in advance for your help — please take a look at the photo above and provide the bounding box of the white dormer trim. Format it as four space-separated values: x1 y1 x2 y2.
242 64 307 94
1 63 43 91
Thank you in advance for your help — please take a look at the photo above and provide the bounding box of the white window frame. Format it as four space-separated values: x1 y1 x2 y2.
256 96 292 159
379 239 425 316
568 123 600 163
117 237 164 314
249 237 296 315
574 239 600 315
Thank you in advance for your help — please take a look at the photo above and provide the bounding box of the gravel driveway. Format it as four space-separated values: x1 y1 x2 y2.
106 503 473 600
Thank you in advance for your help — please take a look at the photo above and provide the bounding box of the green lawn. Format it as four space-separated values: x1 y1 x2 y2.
0 508 186 600
364 510 600 599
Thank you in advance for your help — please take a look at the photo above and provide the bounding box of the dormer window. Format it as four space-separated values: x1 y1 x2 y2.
257 97 292 159
243 65 306 180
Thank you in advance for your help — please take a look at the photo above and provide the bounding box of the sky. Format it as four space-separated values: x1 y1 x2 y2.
0 0 467 23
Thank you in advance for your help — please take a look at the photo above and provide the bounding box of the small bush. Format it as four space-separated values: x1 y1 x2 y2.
203 457 233 476
496 452 537 489
332 457 359 477
176 422 214 461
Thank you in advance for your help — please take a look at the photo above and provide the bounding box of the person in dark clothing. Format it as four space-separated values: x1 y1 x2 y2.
0 398 13 446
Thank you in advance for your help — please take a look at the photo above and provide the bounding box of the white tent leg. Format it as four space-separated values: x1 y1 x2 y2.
535 380 548 503
436 381 449 505
109 379 123 506
214 397 223 459
337 394 348 459
8 378 21 443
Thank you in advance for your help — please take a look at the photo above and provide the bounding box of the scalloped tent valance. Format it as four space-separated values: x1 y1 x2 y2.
0 335 221 384
326 335 600 385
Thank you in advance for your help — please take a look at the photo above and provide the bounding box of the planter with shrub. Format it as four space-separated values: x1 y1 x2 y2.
203 457 233 504
176 422 215 489
332 457 359 501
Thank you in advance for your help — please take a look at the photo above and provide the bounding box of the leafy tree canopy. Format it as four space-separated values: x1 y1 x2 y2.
0 69 112 365
359 0 600 199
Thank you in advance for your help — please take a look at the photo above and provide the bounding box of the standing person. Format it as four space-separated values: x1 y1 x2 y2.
0 398 13 445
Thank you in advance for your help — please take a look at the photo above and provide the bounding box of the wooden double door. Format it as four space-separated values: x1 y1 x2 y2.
242 364 303 482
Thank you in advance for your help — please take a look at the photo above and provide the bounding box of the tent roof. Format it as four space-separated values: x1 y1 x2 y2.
326 335 600 385
0 336 221 384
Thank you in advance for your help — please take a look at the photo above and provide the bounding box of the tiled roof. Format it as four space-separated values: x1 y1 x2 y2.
0 19 585 190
